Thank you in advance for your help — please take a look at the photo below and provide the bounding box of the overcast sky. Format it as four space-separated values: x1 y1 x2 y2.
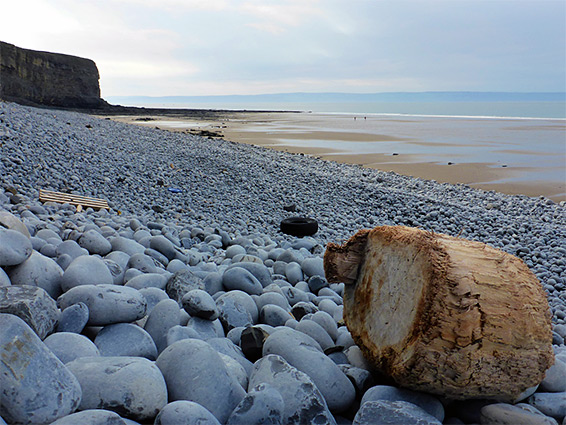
2 0 565 97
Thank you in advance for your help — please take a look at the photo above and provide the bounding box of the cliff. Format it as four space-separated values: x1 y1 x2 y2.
0 41 107 109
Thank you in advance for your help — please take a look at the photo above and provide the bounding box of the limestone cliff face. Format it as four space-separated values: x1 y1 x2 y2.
0 41 106 108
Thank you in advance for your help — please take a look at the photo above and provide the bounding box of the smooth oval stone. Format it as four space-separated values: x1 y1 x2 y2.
57 302 89 333
539 359 566 392
285 262 303 285
44 332 100 364
166 325 201 346
8 250 64 298
295 319 334 350
301 257 325 278
78 229 112 255
150 235 178 260
263 327 355 413
360 385 445 422
56 240 89 261
124 272 168 290
182 289 219 320
0 228 32 266
35 229 60 241
0 210 31 237
0 313 82 424
281 286 309 306
353 400 442 425
223 267 263 295
480 403 559 425
110 236 145 255
186 316 225 340
144 298 181 353
226 383 285 425
156 339 246 424
226 262 273 288
216 290 258 332
95 322 158 360
49 409 127 425
0 285 60 339
60 255 113 292
260 304 293 327
308 275 329 294
254 292 290 312
57 284 147 326
127 252 159 273
528 392 566 420
225 245 246 259
154 401 221 425
310 310 339 340
138 287 169 315
66 356 167 421
249 354 336 425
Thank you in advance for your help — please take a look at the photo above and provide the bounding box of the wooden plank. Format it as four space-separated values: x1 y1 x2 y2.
39 189 109 210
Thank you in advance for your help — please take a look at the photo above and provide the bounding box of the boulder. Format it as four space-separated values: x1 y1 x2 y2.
0 314 82 424
0 285 60 339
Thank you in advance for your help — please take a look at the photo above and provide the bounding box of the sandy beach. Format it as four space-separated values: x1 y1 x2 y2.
103 111 566 202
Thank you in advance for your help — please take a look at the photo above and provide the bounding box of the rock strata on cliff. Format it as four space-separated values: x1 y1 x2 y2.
0 41 106 108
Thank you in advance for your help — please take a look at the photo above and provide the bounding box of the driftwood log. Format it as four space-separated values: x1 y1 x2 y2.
324 226 554 401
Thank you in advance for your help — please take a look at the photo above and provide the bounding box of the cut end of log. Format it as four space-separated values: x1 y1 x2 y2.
324 225 554 401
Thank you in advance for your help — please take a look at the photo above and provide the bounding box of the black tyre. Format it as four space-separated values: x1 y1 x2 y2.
280 217 318 237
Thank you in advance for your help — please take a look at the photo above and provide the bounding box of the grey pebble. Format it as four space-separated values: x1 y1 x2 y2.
260 304 293 327
0 285 60 339
57 284 147 326
154 401 221 425
540 359 566 392
182 289 219 320
360 385 445 422
480 403 559 425
296 318 335 350
0 228 32 266
66 356 167 421
263 327 355 412
144 298 180 353
0 313 82 424
156 338 246 424
223 266 263 295
285 262 303 284
216 290 258 331
124 272 168 290
0 267 10 286
186 316 225 340
528 392 566 420
353 400 442 425
57 301 89 333
44 331 101 363
165 268 205 303
78 229 112 255
95 322 158 360
301 256 325 278
226 383 285 425
49 409 128 425
8 250 64 298
249 354 336 425
60 254 114 291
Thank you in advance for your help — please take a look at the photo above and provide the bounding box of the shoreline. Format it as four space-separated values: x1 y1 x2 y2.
99 110 566 203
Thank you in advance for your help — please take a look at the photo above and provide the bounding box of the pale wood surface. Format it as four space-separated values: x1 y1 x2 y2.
39 189 109 210
324 225 554 401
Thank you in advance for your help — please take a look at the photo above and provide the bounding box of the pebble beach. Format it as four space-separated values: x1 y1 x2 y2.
1 100 566 424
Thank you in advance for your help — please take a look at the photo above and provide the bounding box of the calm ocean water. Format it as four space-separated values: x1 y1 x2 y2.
107 97 566 120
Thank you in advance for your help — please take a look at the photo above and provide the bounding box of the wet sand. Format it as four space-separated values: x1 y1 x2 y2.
102 112 566 202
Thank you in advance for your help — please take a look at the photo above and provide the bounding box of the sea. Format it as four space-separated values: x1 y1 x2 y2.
106 94 566 200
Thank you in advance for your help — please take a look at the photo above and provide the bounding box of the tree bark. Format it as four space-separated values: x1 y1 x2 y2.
324 225 554 401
